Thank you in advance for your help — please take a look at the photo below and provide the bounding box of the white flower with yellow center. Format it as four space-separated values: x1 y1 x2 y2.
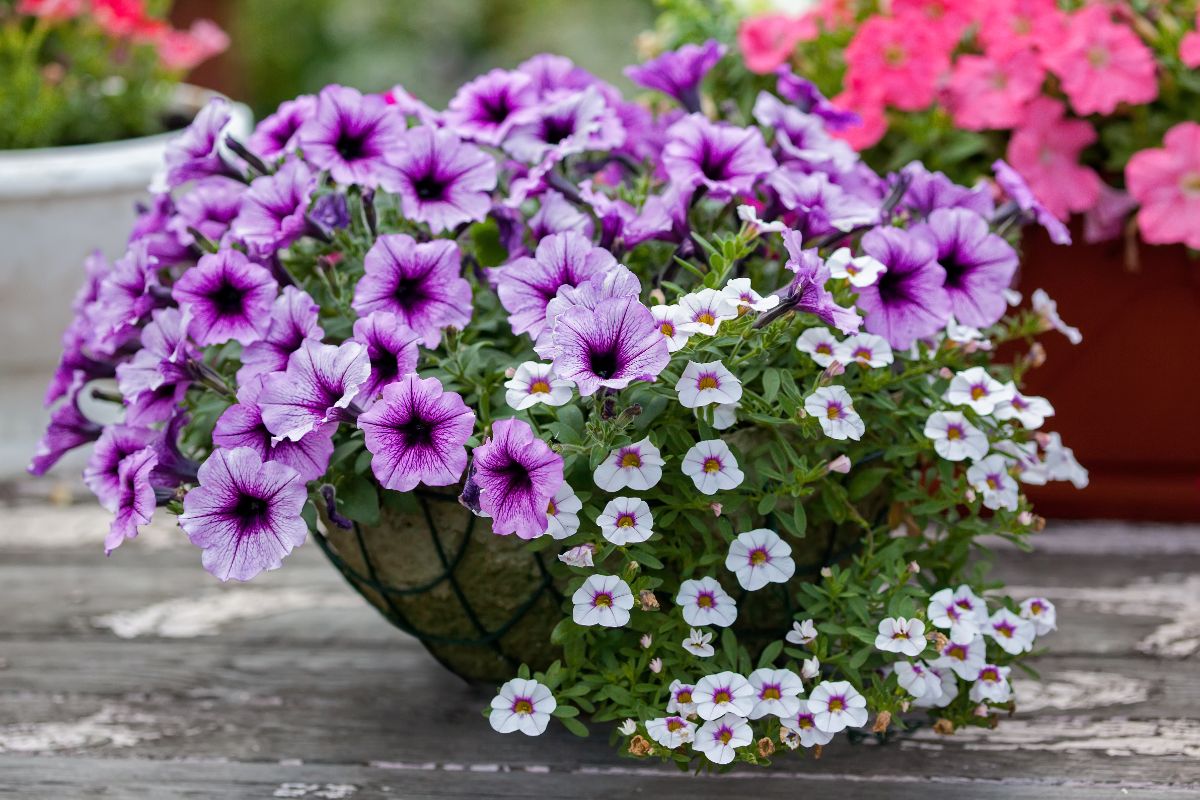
650 304 691 352
805 386 866 441
725 528 795 591
924 410 989 461
489 678 556 736
597 496 654 545
985 607 1036 655
807 680 868 733
1020 597 1057 635
676 360 743 408
946 366 1013 415
993 382 1054 429
931 633 987 680
694 671 755 720
677 288 738 336
681 438 744 494
543 482 582 540
827 247 887 287
893 661 940 700
571 573 633 627
682 627 716 657
722 277 780 314
594 436 664 491
781 710 834 748
646 715 695 748
928 585 989 644
796 327 841 367
504 361 573 410
748 667 804 719
835 332 893 368
694 713 752 765
966 455 1020 511
676 576 738 627
874 616 928 657
969 664 1013 703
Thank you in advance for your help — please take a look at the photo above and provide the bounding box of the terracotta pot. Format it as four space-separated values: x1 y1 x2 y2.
1017 225 1200 521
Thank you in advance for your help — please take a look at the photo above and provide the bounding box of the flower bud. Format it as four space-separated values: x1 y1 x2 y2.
640 633 652 649
826 455 852 474
649 657 663 674
872 711 892 733
639 589 660 611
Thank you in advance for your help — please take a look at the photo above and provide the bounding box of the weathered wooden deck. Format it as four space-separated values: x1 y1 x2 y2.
2 479 1198 799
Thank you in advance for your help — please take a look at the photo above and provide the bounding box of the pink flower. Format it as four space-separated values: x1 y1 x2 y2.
1125 122 1200 250
891 0 976 47
830 86 887 151
1041 5 1157 116
844 14 951 111
737 13 816 74
1005 97 1100 221
1181 11 1200 68
946 50 1044 131
156 19 229 71
1082 183 1137 244
15 0 82 19
978 0 1066 59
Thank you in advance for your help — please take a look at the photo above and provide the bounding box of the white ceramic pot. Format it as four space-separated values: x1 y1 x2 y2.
0 85 252 478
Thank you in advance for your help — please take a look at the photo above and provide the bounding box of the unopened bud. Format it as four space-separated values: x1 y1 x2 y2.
648 287 667 305
504 367 516 378
639 589 660 611
820 566 833 578
827 455 852 474
872 711 892 733
819 360 845 383
710 502 723 517
939 367 954 379
649 657 663 674
640 633 653 649
1025 342 1047 369
907 560 920 574
933 718 955 735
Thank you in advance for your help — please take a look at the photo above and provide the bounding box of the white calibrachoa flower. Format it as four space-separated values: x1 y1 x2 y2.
722 277 780 314
726 528 796 591
668 680 698 716
681 439 744 495
682 627 716 657
558 543 593 568
597 497 654 545
704 402 739 430
678 288 738 336
800 656 821 681
737 203 787 233
1020 597 1057 635
748 668 805 719
504 361 573 410
617 718 637 736
489 678 556 736
1032 288 1083 344
805 386 866 441
694 671 755 720
1041 432 1089 488
836 332 893 368
945 316 990 347
966 455 1020 512
543 482 582 540
807 680 868 733
572 574 633 627
913 664 960 709
894 661 940 700
969 664 1013 703
924 411 989 462
946 367 1013 415
650 304 691 352
993 383 1054 429
646 715 695 748
827 246 887 287
986 607 1037 655
932 634 987 680
928 585 989 644
677 577 738 627
786 619 818 646
796 327 840 367
594 437 663 491
694 713 753 765
781 711 835 748
874 616 928 657
675 360 743 408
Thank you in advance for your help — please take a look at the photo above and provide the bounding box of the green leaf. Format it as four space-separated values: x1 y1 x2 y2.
791 503 807 537
552 705 580 718
559 716 590 737
848 467 890 501
337 476 380 525
757 639 783 668
762 368 782 403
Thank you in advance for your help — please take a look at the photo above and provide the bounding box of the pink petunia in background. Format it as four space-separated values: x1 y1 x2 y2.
1181 10 1200 68
737 14 816 75
1005 97 1100 221
843 14 951 112
977 0 1065 59
1041 4 1158 116
1125 122 1200 250
946 50 1044 131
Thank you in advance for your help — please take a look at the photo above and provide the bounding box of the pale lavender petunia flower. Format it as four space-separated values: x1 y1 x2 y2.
504 86 626 169
495 232 616 339
768 169 878 240
753 93 857 173
105 446 159 555
351 311 420 406
28 381 102 476
86 241 163 356
179 447 309 581
551 296 670 396
84 425 158 512
662 113 775 198
898 162 994 219
472 418 564 539
992 159 1072 245
168 176 245 247
128 193 191 264
115 306 197 401
351 234 472 348
237 286 324 387
231 158 317 256
248 95 317 159
535 264 643 357
381 126 497 233
164 97 233 188
915 208 1018 329
780 230 862 334
443 68 537 146
775 65 861 131
259 339 371 442
517 53 599 97
357 374 475 492
214 376 336 483
529 191 593 241
624 39 726 112
298 85 404 187
855 227 951 350
173 250 278 347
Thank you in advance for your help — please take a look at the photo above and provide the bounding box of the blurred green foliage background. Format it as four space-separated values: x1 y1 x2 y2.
225 0 655 115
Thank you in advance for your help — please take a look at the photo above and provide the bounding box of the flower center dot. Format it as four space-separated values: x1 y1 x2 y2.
697 312 716 326
697 593 715 608
594 592 613 608
513 698 533 715
718 729 733 744
616 514 636 528
620 452 642 468
702 457 722 474
667 719 684 732
761 686 781 700
713 690 732 704
828 697 846 712
698 375 719 390
529 379 552 395
946 426 963 441
661 322 675 336
749 548 768 565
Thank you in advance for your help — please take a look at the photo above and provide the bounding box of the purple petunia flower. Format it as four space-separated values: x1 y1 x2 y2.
168 177 245 247
768 169 878 240
443 68 537 146
173 250 279 347
781 230 862 334
536 264 643 357
472 418 564 539
504 87 626 168
897 162 995 220
86 241 163 356
381 126 497 234
915 209 1019 329
231 158 317 256
28 380 102 476
44 321 116 408
308 193 351 239
128 193 191 265
237 286 325 387
775 65 861 132
259 339 371 443
753 93 857 173
298 85 404 188
357 374 475 492
530 190 593 242
84 425 158 512
624 39 726 112
550 295 670 396
351 234 472 348
351 311 421 407
116 307 196 400
662 113 776 199
106 446 158 555
164 97 234 188
855 227 951 350
517 53 598 96
179 446 309 581
214 375 336 483
992 159 1072 245
495 232 616 339
248 94 317 160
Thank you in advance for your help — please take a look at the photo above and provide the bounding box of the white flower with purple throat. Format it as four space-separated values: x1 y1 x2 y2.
946 367 1013 415
594 437 663 491
874 616 928 657
796 327 840 367
835 332 893 368
675 360 742 408
572 574 634 627
748 668 804 719
597 497 654 545
681 439 744 495
676 576 738 627
504 361 573 409
693 671 755 720
694 713 752 764
805 386 866 441
924 411 989 462
489 678 556 736
807 680 868 733
725 528 795 591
